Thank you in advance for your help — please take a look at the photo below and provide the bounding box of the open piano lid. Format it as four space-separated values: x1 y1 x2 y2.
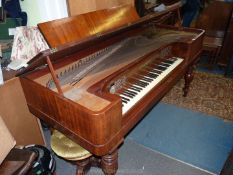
18 4 181 77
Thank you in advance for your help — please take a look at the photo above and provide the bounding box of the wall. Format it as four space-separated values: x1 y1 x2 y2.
20 0 68 26
20 0 42 26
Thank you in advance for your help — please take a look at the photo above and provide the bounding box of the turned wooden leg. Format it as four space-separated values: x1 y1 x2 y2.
76 158 90 175
183 65 194 97
101 150 118 175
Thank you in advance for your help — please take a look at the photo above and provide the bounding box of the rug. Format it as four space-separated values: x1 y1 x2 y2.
162 71 233 120
52 138 213 175
128 102 233 174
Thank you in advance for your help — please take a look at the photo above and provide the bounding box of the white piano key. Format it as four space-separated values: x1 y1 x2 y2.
122 57 183 114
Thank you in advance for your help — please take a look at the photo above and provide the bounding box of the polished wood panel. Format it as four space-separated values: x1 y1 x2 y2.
38 5 139 48
67 0 134 16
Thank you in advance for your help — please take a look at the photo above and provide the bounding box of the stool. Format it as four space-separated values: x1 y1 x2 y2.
51 130 101 175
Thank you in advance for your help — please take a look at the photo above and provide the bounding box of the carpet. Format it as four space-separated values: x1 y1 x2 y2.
50 138 213 175
162 71 233 120
43 130 213 175
128 102 233 174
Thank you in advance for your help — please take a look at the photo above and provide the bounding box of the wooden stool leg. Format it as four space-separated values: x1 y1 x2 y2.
101 150 118 175
76 158 90 175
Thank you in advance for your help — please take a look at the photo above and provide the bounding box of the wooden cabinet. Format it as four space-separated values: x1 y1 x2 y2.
67 0 134 16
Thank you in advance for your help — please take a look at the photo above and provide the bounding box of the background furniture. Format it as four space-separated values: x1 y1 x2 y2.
194 1 233 68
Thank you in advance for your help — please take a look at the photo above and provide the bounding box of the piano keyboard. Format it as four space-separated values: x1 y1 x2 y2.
117 57 184 114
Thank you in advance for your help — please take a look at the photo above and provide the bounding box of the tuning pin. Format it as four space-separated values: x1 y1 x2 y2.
46 81 49 87
46 79 51 88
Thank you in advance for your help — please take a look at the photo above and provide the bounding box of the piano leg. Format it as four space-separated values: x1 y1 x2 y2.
101 150 118 175
183 65 194 97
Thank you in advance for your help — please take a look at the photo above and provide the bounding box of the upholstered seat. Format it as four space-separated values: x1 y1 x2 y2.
50 130 102 175
51 130 92 161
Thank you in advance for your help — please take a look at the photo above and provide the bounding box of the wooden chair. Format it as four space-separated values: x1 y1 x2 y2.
194 1 233 68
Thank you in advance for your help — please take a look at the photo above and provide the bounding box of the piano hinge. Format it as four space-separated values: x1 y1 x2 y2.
50 48 58 53
96 33 102 37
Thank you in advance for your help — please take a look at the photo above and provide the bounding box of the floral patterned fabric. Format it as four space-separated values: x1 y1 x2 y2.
11 26 49 62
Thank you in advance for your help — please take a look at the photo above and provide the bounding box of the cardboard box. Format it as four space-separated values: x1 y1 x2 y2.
0 116 16 164
0 77 45 146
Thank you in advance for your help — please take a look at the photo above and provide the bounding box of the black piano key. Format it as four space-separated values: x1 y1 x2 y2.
155 65 167 71
134 73 153 83
147 73 158 78
160 63 170 67
164 60 174 64
141 77 153 82
121 96 130 102
130 86 142 92
126 83 142 91
170 57 177 61
125 90 137 95
122 99 128 104
162 62 171 67
128 88 140 93
123 90 136 97
134 82 146 88
137 80 149 86
162 62 171 66
123 92 135 98
150 69 161 75
149 68 162 74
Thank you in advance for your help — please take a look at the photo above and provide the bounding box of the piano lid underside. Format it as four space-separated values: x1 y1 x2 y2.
38 5 140 48
33 27 197 112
